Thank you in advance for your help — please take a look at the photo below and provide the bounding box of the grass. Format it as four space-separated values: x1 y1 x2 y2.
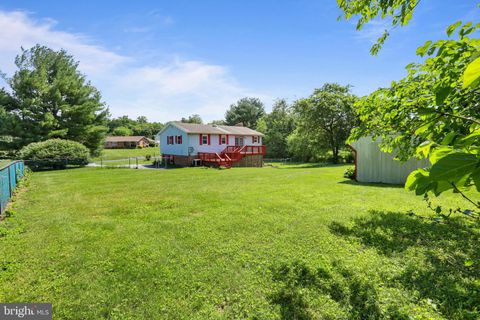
91 147 161 167
93 147 160 160
0 165 478 319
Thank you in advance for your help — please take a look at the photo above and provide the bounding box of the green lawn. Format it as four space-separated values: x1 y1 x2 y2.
0 165 478 319
94 146 160 160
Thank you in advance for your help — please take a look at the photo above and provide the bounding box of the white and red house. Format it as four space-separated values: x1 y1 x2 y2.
158 122 266 167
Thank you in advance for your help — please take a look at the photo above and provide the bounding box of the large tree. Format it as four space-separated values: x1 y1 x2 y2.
0 45 108 155
107 115 163 139
181 114 203 124
256 99 295 158
293 83 357 163
225 97 265 128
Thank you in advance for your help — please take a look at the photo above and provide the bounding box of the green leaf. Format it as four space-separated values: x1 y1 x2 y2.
430 152 479 182
446 21 462 37
433 181 453 196
462 57 480 89
460 129 480 144
429 146 453 164
435 86 451 105
464 260 474 267
405 168 432 195
441 132 456 145
472 168 480 192
416 40 432 57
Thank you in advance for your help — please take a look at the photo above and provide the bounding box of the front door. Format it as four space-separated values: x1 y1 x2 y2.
235 137 244 146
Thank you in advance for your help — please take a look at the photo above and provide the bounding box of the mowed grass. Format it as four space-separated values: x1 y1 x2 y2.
94 147 160 160
0 165 478 319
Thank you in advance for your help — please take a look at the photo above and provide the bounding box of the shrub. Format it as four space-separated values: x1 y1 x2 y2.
344 167 355 180
19 139 89 170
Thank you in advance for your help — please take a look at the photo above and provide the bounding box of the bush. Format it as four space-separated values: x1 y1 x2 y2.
344 167 355 180
19 139 90 170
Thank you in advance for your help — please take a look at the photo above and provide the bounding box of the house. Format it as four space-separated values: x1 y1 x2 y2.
158 122 266 167
349 136 430 184
105 136 151 149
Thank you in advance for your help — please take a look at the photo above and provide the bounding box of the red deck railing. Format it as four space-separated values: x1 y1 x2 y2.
198 145 265 168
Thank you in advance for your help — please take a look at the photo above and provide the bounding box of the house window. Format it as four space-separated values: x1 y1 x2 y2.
167 136 174 145
253 136 258 143
202 135 208 145
177 135 182 144
221 135 226 144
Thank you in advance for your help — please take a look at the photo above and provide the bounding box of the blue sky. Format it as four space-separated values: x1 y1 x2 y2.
0 0 477 122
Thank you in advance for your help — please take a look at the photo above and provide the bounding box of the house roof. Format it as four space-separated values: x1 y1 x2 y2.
163 122 264 136
105 136 147 142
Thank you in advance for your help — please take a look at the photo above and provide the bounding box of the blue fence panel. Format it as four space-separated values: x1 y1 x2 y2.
0 169 9 213
0 161 25 214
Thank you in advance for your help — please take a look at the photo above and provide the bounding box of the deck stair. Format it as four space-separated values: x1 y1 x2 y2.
198 145 265 168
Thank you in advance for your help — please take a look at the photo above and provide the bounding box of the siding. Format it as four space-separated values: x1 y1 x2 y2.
351 137 430 185
159 126 189 156
189 134 263 154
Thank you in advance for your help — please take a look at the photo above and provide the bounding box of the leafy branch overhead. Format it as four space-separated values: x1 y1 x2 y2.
337 0 420 54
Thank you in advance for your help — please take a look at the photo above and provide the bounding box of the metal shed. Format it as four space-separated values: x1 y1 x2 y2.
350 137 430 185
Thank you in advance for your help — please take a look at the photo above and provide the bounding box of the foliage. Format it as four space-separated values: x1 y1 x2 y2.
107 115 163 139
225 97 265 128
287 129 323 162
180 114 203 124
0 45 109 156
344 167 355 180
256 99 296 158
337 0 420 54
0 165 476 318
112 126 133 136
18 139 89 170
293 83 357 163
209 119 226 125
348 22 480 213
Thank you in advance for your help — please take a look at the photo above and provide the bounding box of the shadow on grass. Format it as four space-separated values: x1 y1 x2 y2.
268 163 349 170
269 260 384 319
329 211 480 319
338 179 404 189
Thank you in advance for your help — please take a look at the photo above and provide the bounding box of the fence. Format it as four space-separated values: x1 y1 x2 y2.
94 156 163 169
0 160 25 214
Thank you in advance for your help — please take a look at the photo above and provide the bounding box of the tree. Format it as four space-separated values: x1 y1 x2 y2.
112 126 133 136
209 119 226 125
256 99 295 158
181 114 203 124
225 97 265 128
0 45 108 155
293 84 357 163
344 14 480 204
107 115 163 139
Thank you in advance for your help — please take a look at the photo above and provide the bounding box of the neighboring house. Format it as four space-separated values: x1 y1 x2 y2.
105 136 151 149
158 122 266 167
349 136 430 184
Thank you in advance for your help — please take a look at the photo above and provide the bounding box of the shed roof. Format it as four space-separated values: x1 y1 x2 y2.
105 136 147 142
164 122 264 136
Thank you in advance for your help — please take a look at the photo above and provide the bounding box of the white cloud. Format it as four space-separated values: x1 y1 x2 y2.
0 10 263 122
